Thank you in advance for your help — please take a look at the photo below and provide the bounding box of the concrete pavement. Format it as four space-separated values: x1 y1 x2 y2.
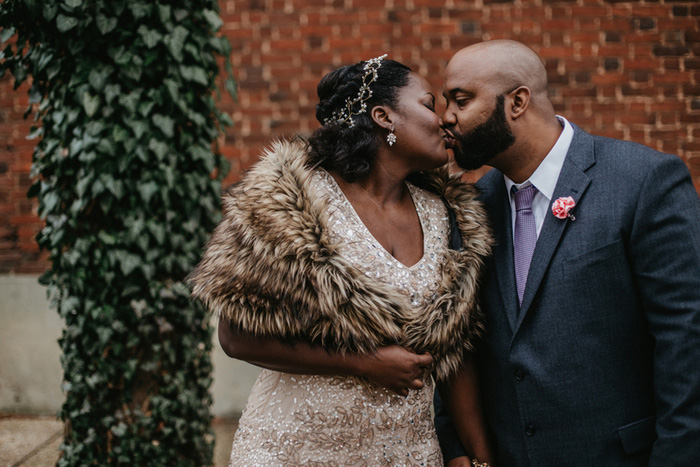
0 414 238 466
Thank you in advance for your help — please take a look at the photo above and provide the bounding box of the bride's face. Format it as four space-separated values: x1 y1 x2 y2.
390 73 449 171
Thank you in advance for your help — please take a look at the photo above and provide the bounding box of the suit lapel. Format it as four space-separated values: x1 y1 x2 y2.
513 126 596 333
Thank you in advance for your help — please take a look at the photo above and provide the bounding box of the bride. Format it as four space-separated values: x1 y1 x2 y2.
188 55 494 466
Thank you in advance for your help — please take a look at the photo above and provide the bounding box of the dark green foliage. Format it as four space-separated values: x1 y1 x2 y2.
1 0 234 464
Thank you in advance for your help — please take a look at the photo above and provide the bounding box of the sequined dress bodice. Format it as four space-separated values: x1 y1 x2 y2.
228 169 450 466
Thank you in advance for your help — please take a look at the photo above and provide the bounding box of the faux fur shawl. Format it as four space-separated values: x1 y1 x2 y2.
188 139 492 381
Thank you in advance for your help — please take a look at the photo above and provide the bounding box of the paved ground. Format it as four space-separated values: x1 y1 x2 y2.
0 414 238 466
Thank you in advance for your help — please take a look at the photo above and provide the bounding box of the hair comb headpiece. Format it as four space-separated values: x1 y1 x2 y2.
323 54 388 128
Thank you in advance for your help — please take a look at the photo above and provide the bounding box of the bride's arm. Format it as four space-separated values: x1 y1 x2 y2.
437 352 494 465
219 316 433 396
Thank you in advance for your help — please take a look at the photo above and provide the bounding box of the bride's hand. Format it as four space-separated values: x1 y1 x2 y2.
356 345 433 396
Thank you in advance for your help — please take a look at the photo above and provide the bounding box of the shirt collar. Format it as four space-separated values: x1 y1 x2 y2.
504 115 574 201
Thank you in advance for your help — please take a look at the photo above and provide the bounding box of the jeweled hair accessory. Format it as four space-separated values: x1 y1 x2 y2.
323 54 388 128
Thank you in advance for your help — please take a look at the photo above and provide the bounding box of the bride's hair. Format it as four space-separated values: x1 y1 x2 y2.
307 58 411 183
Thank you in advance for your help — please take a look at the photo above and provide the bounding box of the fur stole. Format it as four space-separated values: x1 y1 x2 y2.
188 138 492 381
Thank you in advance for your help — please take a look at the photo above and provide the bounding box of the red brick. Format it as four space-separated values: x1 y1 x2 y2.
1 0 698 275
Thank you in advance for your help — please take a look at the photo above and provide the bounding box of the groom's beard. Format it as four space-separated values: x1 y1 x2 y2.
451 95 516 171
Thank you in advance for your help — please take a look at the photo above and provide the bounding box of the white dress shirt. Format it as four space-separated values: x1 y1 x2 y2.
504 116 574 239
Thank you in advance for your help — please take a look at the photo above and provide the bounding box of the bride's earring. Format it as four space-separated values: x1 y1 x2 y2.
387 128 397 146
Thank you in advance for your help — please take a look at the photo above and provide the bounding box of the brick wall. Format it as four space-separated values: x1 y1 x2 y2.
1 0 698 273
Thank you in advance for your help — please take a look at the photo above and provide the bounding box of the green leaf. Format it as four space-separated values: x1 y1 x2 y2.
128 2 151 20
56 14 79 33
39 191 60 218
179 65 208 85
152 114 174 138
76 177 92 197
112 124 130 143
45 61 60 80
219 111 233 127
157 4 171 24
36 51 53 74
138 25 163 49
118 90 140 113
123 62 142 82
117 251 141 276
225 77 237 100
105 177 124 199
104 84 121 104
126 119 148 140
65 0 83 8
1 28 15 44
12 63 27 88
138 181 158 203
108 46 132 66
82 92 100 117
27 181 41 199
166 26 188 62
96 139 116 157
42 4 58 21
148 139 168 161
96 14 118 35
137 101 155 117
202 10 223 32
26 125 42 139
88 68 111 92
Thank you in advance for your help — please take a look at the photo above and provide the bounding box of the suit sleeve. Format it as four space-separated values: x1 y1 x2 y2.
628 155 700 465
434 389 470 462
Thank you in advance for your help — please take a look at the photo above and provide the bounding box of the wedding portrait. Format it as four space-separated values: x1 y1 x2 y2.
1 1 698 466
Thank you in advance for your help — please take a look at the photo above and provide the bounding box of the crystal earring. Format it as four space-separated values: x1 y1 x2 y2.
387 128 397 146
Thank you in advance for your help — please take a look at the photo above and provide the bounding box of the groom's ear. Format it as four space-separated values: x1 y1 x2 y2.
509 86 531 120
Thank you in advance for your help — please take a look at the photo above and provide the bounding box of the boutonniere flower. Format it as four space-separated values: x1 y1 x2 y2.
552 196 576 221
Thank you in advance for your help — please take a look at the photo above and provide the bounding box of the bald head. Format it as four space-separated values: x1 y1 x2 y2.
442 40 563 181
447 40 549 99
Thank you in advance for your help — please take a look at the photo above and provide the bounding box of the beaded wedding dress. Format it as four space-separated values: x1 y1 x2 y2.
228 169 449 467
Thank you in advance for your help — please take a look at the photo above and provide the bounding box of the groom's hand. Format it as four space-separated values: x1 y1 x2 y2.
357 345 433 396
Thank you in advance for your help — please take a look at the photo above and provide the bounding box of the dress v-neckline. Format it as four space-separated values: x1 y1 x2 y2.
323 170 428 270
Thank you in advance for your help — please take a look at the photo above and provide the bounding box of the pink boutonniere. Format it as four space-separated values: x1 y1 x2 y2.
552 196 576 221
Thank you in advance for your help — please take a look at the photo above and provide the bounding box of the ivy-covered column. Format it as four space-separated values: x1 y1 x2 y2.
1 0 234 464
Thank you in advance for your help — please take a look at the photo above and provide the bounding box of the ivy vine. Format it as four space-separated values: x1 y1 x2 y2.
1 0 234 464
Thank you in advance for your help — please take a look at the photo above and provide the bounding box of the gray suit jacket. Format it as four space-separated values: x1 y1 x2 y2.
435 124 700 466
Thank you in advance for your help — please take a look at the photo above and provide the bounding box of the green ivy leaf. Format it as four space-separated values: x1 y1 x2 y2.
108 46 132 66
152 114 174 138
88 68 111 92
126 119 148 140
225 77 237 100
96 14 118 35
8 1 229 463
179 65 208 85
56 14 79 33
1 28 15 44
157 4 171 23
137 181 158 203
128 2 151 20
117 251 141 276
148 139 168 161
118 90 140 113
39 191 60 218
82 92 100 117
202 10 222 32
42 4 58 21
138 25 163 49
166 26 188 62
112 124 130 143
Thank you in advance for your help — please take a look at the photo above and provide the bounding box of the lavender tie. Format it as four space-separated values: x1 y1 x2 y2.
513 184 538 306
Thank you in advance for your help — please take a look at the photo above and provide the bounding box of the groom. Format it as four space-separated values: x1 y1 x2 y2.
435 40 700 466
